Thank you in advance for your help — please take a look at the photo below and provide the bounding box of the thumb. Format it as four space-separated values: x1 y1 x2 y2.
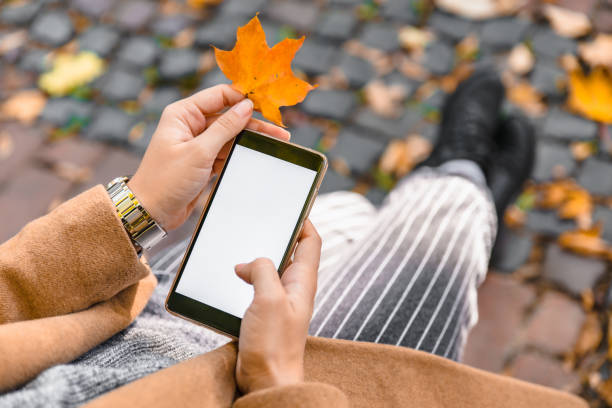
197 98 254 153
235 258 283 297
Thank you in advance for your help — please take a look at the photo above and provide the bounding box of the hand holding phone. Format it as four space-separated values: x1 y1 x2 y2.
234 220 321 394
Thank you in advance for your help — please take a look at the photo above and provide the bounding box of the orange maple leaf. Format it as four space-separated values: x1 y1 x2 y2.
568 67 612 124
213 15 316 126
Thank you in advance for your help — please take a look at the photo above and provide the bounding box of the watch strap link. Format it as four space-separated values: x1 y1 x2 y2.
106 177 166 252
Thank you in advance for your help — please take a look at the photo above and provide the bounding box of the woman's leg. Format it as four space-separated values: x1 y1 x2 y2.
309 167 497 361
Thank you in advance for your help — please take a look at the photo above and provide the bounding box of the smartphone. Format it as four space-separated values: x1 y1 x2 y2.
165 129 327 338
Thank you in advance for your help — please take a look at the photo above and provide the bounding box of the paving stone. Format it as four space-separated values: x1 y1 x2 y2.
0 123 44 186
301 89 356 121
576 157 612 196
353 107 421 141
382 71 419 98
414 122 439 144
594 9 612 33
327 127 386 174
78 25 120 57
531 62 566 99
543 244 606 296
158 48 199 80
293 39 337 76
115 1 156 31
68 148 142 197
36 138 107 168
40 97 94 126
99 68 146 102
381 0 419 24
0 1 42 25
219 0 268 17
337 53 375 88
85 107 137 145
510 352 580 391
18 49 50 73
0 167 72 243
265 1 319 32
525 291 585 354
358 23 400 53
490 226 533 273
199 68 231 89
315 9 357 41
429 11 474 43
463 274 536 373
289 124 322 148
480 18 530 52
318 169 355 194
152 15 191 37
143 86 181 116
195 15 249 49
30 11 74 46
423 41 455 76
328 0 360 5
532 27 577 60
71 0 115 18
117 36 159 68
593 206 612 243
365 187 387 206
421 88 447 111
532 141 576 182
542 108 597 141
525 210 575 236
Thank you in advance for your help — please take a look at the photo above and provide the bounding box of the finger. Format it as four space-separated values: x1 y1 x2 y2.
194 99 254 157
235 258 283 296
206 115 290 142
280 220 321 303
163 84 245 136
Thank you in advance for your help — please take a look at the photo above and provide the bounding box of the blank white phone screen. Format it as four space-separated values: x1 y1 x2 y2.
175 144 317 318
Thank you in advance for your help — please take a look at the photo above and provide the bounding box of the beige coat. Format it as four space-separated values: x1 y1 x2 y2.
0 186 587 407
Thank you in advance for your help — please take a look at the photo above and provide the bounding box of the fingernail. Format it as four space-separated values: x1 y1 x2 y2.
233 99 253 117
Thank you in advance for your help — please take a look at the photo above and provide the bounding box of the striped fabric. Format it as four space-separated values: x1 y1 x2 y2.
308 168 496 361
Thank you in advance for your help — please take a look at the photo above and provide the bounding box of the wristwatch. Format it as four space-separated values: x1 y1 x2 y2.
106 176 167 254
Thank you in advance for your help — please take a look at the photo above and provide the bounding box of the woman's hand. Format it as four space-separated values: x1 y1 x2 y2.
128 84 290 230
234 220 321 394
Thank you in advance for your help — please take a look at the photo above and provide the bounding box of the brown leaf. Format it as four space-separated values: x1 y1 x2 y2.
398 26 433 54
507 81 546 116
507 44 534 75
0 90 46 124
504 205 526 228
579 34 612 70
543 5 591 38
570 141 595 161
558 189 592 219
364 80 407 118
574 313 602 357
558 224 609 257
379 136 432 177
0 30 27 56
538 180 575 209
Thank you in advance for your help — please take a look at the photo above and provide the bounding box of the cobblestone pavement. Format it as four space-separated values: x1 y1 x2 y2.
1 0 612 405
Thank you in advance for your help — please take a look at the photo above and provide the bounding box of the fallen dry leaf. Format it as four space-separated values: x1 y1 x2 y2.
0 90 46 124
0 131 14 160
579 34 612 70
504 205 526 228
507 43 534 75
543 5 591 38
187 0 223 9
379 136 432 177
214 15 316 126
364 80 407 118
0 30 27 56
435 0 525 19
574 313 602 357
558 224 609 258
570 141 595 161
558 189 592 220
39 51 105 97
398 26 433 55
507 81 546 116
538 180 574 209
456 35 480 62
567 67 612 124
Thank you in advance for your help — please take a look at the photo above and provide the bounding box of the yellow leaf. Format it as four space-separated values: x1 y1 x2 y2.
567 67 612 124
558 223 609 257
214 15 316 126
188 0 223 8
38 51 105 97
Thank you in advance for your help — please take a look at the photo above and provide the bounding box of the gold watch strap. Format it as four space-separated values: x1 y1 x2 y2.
106 176 166 253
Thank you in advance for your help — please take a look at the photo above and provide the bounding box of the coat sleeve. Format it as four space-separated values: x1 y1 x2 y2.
232 383 349 408
0 185 151 323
